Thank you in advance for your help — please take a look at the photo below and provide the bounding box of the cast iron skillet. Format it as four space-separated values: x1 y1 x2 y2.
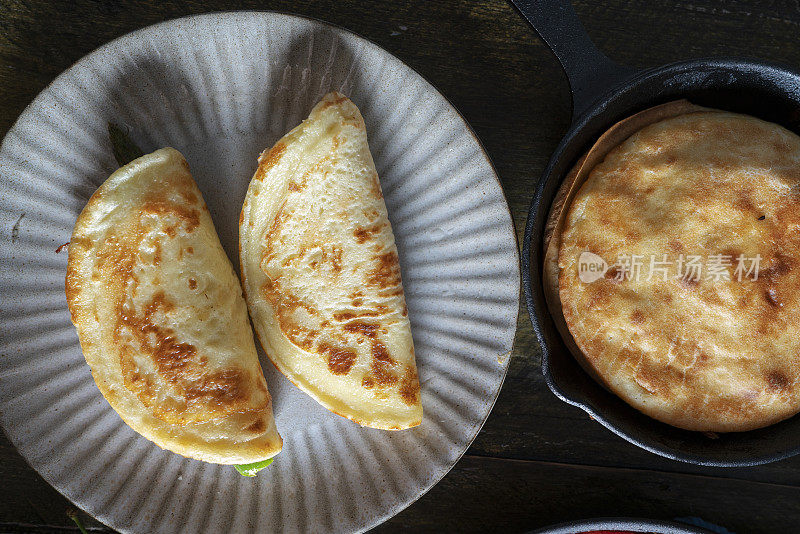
513 0 800 466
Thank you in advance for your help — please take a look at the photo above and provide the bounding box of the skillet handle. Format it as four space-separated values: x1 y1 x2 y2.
509 0 635 121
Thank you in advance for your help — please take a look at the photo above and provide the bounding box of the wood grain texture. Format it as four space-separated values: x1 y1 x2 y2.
3 0 800 532
382 454 800 533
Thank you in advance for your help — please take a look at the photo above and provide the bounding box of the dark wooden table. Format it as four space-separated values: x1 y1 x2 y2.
2 1 800 532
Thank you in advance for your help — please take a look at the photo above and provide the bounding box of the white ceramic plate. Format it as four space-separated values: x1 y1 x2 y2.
0 12 519 534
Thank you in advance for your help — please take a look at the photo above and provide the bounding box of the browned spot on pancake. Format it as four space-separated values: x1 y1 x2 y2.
184 368 249 410
287 181 302 192
177 155 191 172
774 140 792 153
341 119 363 129
354 223 386 244
307 245 342 273
246 418 266 433
668 240 683 252
604 266 622 282
320 343 356 375
354 227 370 244
369 342 398 386
257 143 286 177
736 194 756 212
630 309 645 324
144 291 174 315
698 284 725 306
262 281 320 352
56 241 70 254
634 357 685 394
186 246 193 254
370 174 383 199
141 197 200 237
765 287 783 307
719 248 743 265
761 255 793 281
339 319 400 389
331 246 343 274
625 229 641 241
152 240 162 265
239 210 244 226
296 157 333 194
402 301 408 317
188 278 197 290
181 190 198 205
349 291 365 307
367 251 402 290
585 285 611 310
767 371 790 391
261 200 290 263
654 286 674 304
319 93 348 110
399 366 420 405
344 321 379 337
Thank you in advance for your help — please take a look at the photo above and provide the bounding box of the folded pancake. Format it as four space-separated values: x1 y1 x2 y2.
558 110 800 432
239 92 422 430
66 148 281 463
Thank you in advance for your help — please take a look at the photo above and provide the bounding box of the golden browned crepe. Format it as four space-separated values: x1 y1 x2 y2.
558 110 800 432
239 92 422 430
66 148 282 463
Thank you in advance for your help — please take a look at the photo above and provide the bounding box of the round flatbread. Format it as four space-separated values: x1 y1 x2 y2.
558 110 800 432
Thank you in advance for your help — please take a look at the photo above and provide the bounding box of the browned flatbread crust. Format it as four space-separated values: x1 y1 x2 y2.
557 110 800 432
239 93 422 430
67 148 281 463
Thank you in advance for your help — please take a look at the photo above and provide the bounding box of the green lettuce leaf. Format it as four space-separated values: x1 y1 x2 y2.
108 123 145 166
235 458 274 477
